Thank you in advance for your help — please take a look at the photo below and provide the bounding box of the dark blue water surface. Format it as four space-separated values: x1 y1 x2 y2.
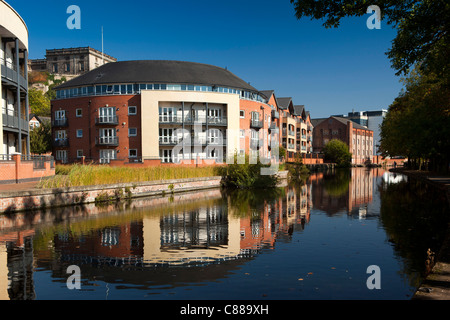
0 168 448 300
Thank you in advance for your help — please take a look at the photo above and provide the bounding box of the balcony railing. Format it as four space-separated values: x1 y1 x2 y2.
159 115 228 126
95 116 119 125
2 111 28 132
271 110 280 119
1 62 27 89
53 138 69 148
96 136 119 146
250 119 263 129
159 136 181 145
52 118 69 127
288 130 295 137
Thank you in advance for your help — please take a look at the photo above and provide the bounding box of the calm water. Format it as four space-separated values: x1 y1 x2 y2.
0 168 448 300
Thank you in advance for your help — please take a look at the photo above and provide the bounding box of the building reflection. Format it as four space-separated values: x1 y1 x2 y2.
0 168 386 299
310 168 385 217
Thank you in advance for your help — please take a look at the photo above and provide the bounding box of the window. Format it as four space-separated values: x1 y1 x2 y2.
79 61 85 72
128 106 137 115
129 149 138 158
76 129 83 138
129 128 137 137
77 150 84 158
65 63 70 72
55 110 66 120
76 109 82 117
56 150 68 163
240 129 245 138
240 110 245 118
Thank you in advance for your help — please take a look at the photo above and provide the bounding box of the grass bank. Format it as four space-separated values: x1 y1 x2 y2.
38 164 221 188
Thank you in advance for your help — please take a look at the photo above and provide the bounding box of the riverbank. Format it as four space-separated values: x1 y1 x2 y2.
390 168 450 300
0 171 288 214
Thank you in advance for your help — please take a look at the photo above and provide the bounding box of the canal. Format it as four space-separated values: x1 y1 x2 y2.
0 167 448 300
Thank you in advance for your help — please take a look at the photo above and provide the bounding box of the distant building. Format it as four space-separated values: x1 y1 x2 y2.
312 116 374 165
28 47 117 80
332 110 387 156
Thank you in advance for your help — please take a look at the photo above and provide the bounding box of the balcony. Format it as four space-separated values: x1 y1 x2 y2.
159 136 180 145
207 117 227 126
271 110 280 119
53 138 69 148
250 139 260 149
96 116 119 125
2 111 28 132
52 118 69 127
250 119 263 129
96 136 119 146
288 130 295 137
208 138 227 146
1 62 27 90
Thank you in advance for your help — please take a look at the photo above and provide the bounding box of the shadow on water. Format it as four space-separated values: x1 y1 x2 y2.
378 176 450 280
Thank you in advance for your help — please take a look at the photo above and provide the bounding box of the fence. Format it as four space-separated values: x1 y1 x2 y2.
0 154 55 184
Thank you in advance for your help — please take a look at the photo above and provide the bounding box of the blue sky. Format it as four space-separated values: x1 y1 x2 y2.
8 0 402 118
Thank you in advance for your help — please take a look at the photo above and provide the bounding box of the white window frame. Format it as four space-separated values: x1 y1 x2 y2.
128 106 137 115
129 149 138 158
76 108 83 117
128 128 137 137
76 129 83 138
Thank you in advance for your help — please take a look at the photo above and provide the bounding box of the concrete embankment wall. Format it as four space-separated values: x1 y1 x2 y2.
0 171 288 214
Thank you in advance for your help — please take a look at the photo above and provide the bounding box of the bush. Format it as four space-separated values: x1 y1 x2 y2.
323 139 352 167
216 154 279 189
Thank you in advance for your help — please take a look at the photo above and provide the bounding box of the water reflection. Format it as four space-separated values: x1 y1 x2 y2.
0 168 448 300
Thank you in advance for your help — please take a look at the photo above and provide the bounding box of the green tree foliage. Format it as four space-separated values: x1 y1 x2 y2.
286 153 310 183
45 74 67 101
379 69 450 171
289 0 450 77
30 121 52 155
215 154 279 189
323 139 352 167
29 88 50 117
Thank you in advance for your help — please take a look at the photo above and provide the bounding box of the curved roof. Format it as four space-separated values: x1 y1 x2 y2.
56 60 258 92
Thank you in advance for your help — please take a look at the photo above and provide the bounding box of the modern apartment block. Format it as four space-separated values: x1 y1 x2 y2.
28 47 117 80
1 0 30 155
50 60 314 165
274 97 313 159
51 60 305 164
333 110 387 156
312 117 374 165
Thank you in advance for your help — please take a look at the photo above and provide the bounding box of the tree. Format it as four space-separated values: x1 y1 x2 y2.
323 139 352 167
379 68 450 171
289 0 450 78
30 121 52 155
29 88 50 117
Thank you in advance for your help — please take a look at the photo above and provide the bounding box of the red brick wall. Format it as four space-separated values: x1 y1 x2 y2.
52 95 142 162
239 99 272 156
0 156 55 184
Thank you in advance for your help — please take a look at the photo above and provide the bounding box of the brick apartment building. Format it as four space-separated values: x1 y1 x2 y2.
312 116 374 165
51 60 314 165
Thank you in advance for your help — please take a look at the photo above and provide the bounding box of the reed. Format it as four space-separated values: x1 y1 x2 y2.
39 164 221 188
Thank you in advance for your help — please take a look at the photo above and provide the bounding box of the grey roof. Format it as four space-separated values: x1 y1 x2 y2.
331 116 371 131
311 118 327 127
312 117 372 131
293 105 305 117
259 90 274 100
276 97 292 110
56 60 258 92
